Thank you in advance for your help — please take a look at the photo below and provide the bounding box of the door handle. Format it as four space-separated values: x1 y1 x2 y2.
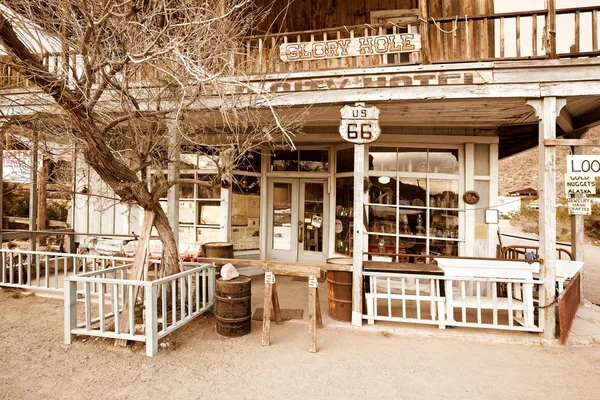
299 225 303 243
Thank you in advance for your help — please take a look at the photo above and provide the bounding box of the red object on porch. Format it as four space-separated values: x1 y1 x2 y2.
558 273 581 345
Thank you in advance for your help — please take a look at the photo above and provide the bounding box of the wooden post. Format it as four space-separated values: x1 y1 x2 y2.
115 210 155 347
528 97 561 341
37 158 50 246
351 143 365 327
546 0 557 58
308 275 317 353
145 285 158 356
315 289 323 329
271 282 283 325
261 272 274 346
167 121 180 246
419 0 431 64
64 280 77 344
0 136 3 245
29 134 38 250
570 146 585 304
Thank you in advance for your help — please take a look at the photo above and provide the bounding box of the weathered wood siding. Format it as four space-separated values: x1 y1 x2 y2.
427 0 495 61
255 1 494 62
254 0 418 33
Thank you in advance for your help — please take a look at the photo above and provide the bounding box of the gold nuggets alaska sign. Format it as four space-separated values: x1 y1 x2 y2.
339 105 381 144
280 33 421 62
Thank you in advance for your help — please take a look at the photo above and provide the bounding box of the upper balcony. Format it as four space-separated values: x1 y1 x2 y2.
1 4 600 90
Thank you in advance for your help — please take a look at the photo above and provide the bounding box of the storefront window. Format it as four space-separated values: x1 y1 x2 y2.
335 177 353 255
271 149 329 172
365 146 461 259
232 175 261 251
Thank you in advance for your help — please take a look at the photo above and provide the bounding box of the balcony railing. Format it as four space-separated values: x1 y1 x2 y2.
0 6 599 90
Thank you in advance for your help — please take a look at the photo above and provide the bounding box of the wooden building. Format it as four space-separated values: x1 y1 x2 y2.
1 0 597 340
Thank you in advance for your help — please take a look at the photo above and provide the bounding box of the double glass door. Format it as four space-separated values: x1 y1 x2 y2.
267 179 329 263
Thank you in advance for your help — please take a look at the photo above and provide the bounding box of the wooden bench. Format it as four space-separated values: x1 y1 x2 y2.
435 258 540 329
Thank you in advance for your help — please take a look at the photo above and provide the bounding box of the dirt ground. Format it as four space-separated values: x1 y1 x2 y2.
1 289 600 400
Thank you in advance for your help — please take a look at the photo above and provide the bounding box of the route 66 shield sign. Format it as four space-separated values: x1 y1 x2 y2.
339 104 381 144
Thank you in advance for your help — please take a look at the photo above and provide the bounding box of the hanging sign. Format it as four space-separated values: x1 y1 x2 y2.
339 104 381 144
2 150 42 184
565 174 596 195
280 33 421 62
567 155 600 177
568 198 592 215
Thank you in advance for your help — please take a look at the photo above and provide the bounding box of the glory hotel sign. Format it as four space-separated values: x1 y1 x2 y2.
280 33 421 62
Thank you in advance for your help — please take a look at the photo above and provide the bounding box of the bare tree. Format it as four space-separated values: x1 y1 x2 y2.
0 0 301 276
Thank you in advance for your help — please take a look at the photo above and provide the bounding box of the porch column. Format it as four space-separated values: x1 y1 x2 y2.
167 121 180 246
29 133 38 250
351 144 365 326
0 135 3 244
528 97 564 341
570 145 585 304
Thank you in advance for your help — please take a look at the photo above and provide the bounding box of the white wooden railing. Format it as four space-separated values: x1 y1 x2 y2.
363 272 543 332
0 248 136 293
64 262 215 356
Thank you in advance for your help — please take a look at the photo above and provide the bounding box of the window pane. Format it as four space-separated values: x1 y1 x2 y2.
369 147 397 171
429 149 459 174
398 208 426 236
299 150 329 172
336 147 354 173
196 174 220 199
236 150 262 173
303 183 325 252
272 182 292 250
430 210 459 239
474 144 490 176
369 176 397 205
271 150 298 171
179 173 195 199
430 240 459 256
398 178 426 206
197 201 221 225
335 177 353 255
430 179 459 209
398 147 427 173
232 175 261 251
368 205 396 234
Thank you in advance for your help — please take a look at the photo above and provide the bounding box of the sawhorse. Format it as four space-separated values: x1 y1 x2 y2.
261 269 323 353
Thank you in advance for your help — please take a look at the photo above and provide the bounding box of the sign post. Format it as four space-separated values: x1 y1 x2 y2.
339 103 380 326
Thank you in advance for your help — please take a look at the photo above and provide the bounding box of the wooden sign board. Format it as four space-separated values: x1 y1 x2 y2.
565 174 596 195
567 155 600 177
568 198 592 215
339 105 381 144
280 33 421 62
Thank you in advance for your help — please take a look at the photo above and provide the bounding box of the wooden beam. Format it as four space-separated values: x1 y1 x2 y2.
572 105 600 131
271 282 283 325
261 275 273 346
308 277 317 353
556 107 574 133
352 143 365 326
36 158 50 246
529 97 558 341
29 134 38 250
418 0 431 64
546 0 558 58
570 146 586 304
545 139 600 146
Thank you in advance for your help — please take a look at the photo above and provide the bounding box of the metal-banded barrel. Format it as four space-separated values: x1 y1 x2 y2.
326 258 353 322
215 276 252 337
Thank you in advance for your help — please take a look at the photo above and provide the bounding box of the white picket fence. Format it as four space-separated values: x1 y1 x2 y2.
65 262 215 356
363 272 544 332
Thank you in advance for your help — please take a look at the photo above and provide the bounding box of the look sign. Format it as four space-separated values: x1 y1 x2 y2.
339 104 381 144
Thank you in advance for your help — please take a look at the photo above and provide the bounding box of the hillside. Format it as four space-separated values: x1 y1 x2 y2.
499 126 600 197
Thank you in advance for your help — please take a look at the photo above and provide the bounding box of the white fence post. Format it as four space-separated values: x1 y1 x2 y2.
208 266 216 306
145 285 158 357
64 280 77 344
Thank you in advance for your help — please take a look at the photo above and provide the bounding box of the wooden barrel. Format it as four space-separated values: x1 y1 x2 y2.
215 276 252 337
204 242 234 273
326 257 353 322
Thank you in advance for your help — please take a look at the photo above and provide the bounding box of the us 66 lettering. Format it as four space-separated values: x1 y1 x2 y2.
347 123 373 140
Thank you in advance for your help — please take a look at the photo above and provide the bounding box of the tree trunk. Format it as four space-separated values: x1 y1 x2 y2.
153 203 180 278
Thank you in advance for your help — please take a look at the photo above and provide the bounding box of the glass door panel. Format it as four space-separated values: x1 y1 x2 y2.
298 180 329 263
272 182 293 251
